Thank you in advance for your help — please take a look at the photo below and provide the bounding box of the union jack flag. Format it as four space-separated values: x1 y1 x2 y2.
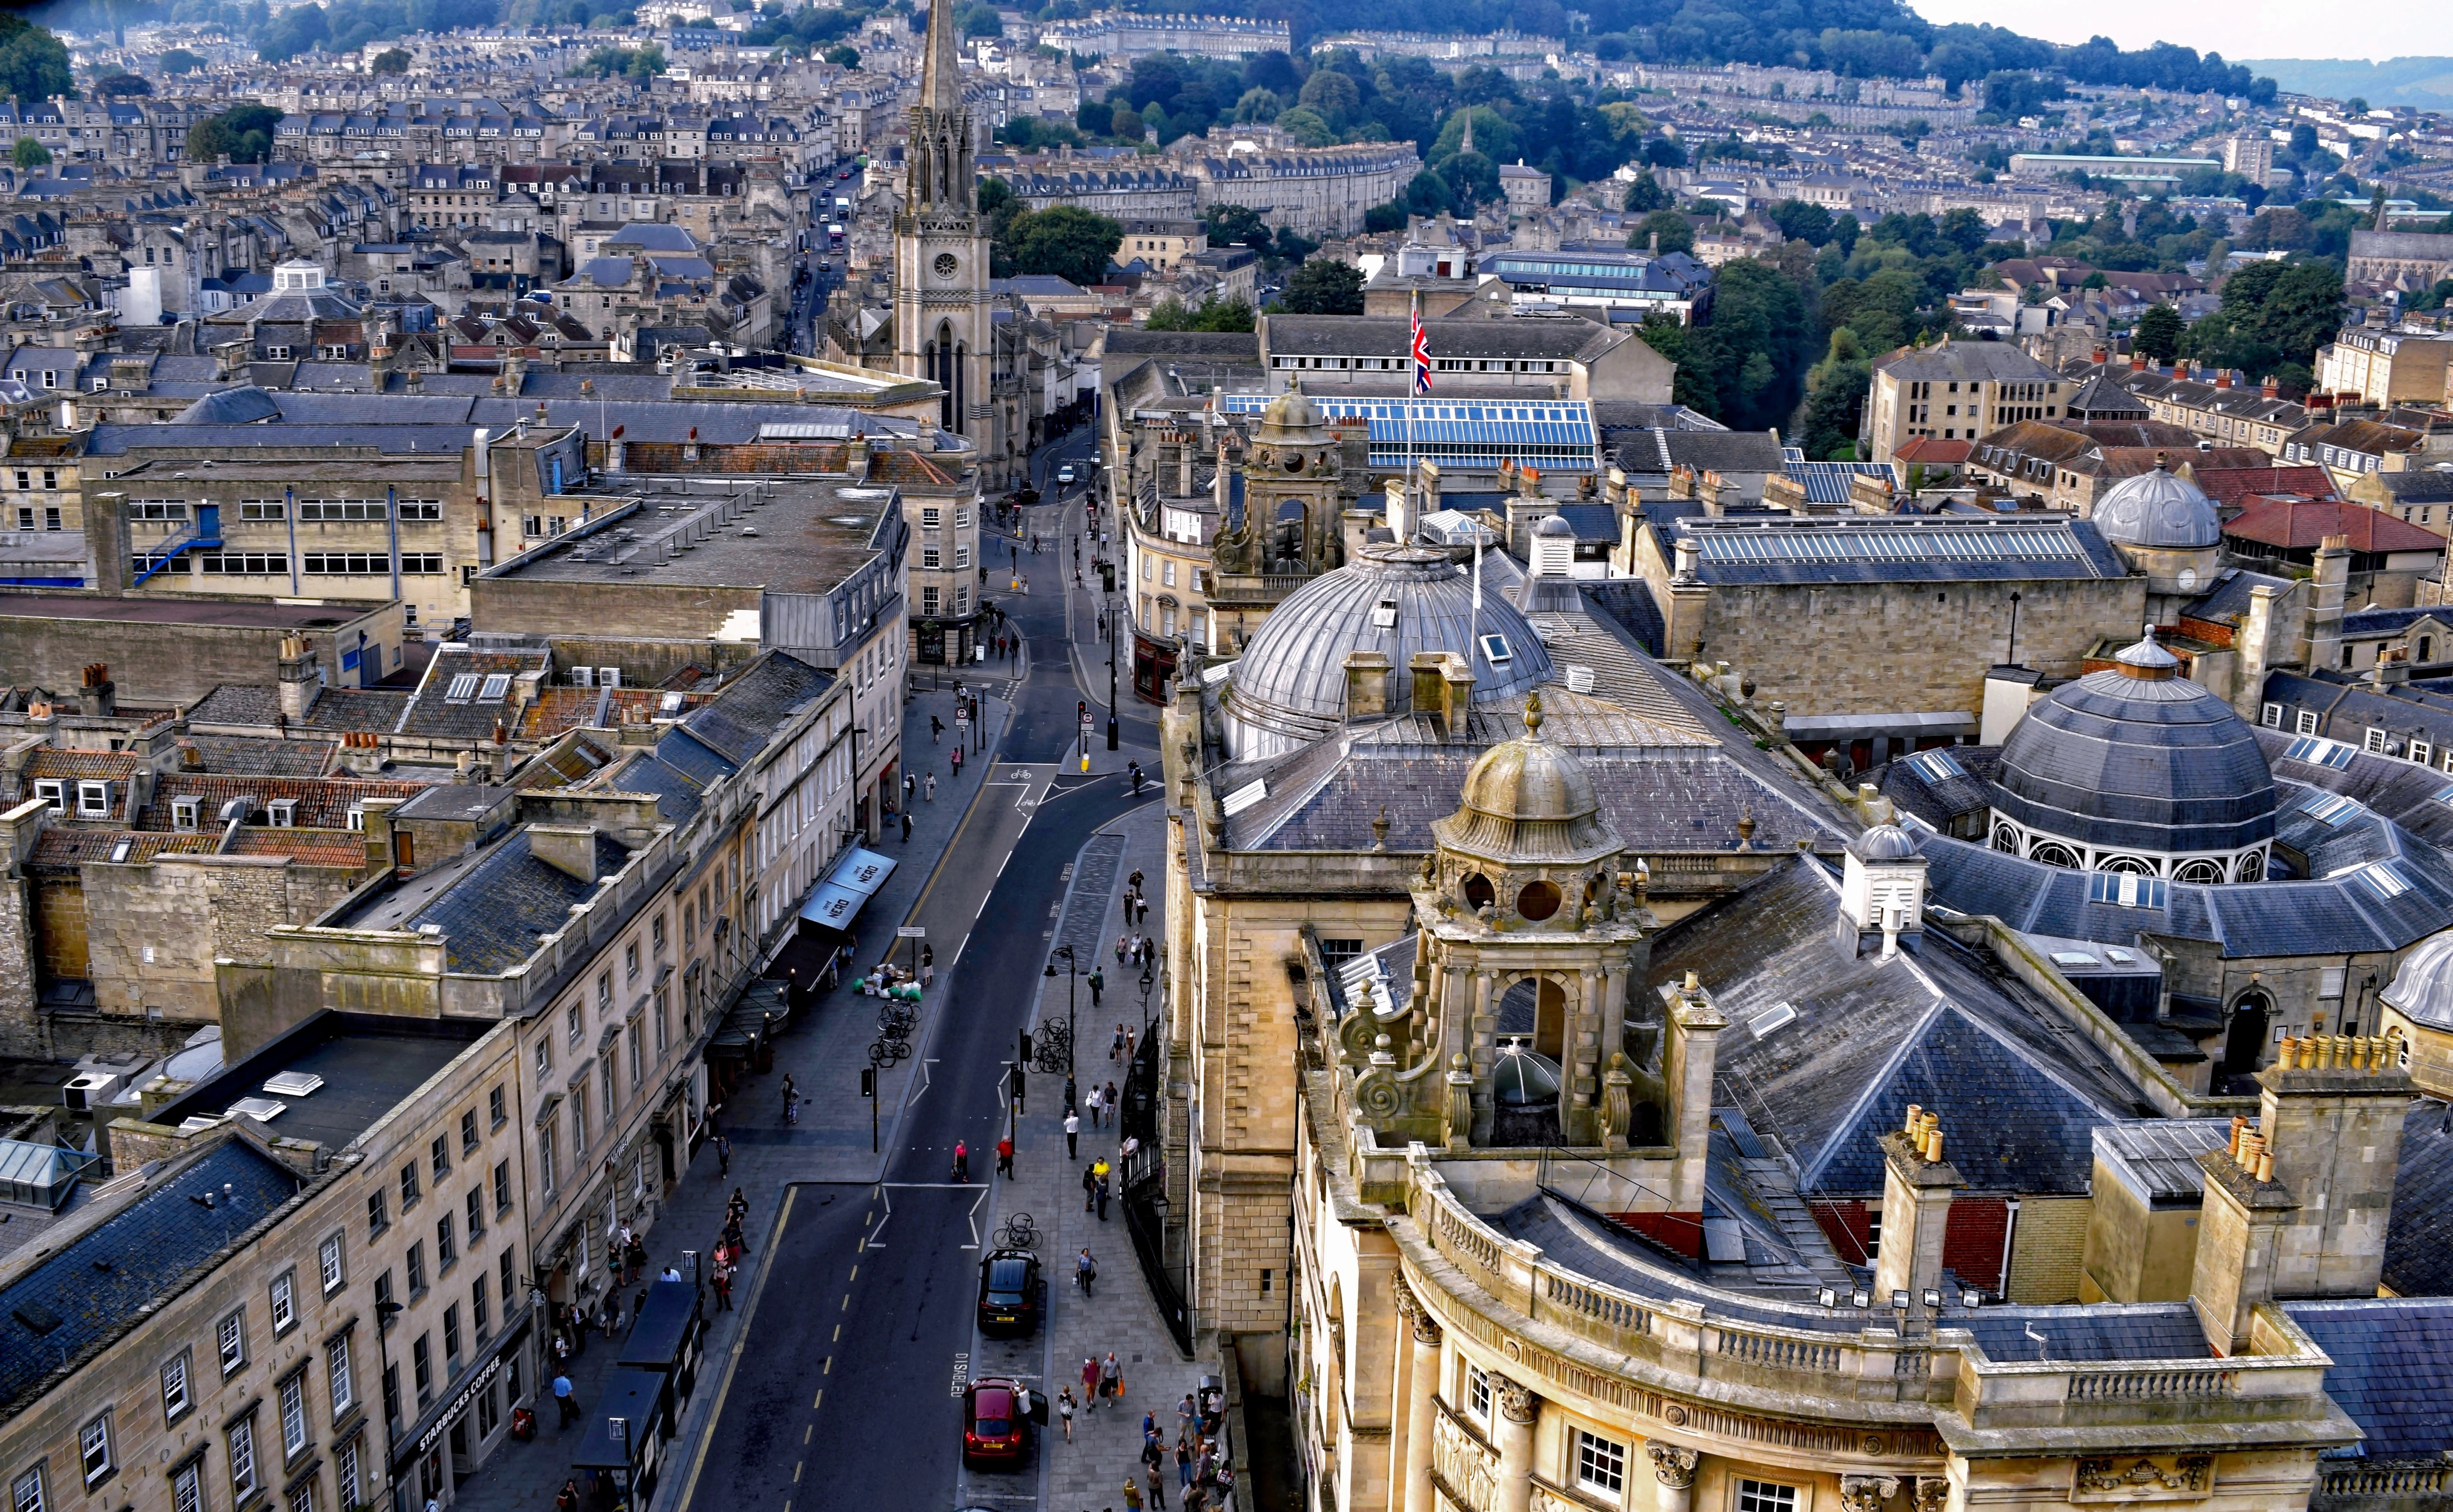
1410 298 1433 395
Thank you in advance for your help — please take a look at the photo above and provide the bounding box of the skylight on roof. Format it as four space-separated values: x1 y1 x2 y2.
2303 793 2360 827
479 673 511 701
2284 735 2356 770
2088 872 2167 909
444 673 479 701
2359 861 2411 901
1910 749 1964 782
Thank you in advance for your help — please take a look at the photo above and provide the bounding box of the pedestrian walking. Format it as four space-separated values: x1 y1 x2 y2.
1065 1109 1080 1158
1065 1072 1078 1112
1178 1394 1197 1441
557 1478 581 1512
951 746 963 777
1090 968 1106 1008
1082 1160 1099 1212
1082 1083 1100 1128
781 1073 796 1113
1102 1351 1124 1401
1147 1466 1168 1511
1077 1245 1097 1295
953 1139 970 1182
996 1135 1015 1178
716 1135 731 1177
1058 1388 1077 1442
1116 934 1129 967
1126 1026 1137 1062
1122 1481 1143 1512
930 714 943 744
1111 1023 1126 1061
714 1263 733 1311
1096 1167 1111 1221
1129 868 1145 894
924 772 936 801
553 1374 582 1427
1177 1435 1194 1488
600 1294 620 1339
1081 1356 1101 1408
904 772 916 803
901 811 913 841
1106 1081 1121 1126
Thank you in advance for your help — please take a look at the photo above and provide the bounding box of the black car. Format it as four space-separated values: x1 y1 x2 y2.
976 1249 1044 1336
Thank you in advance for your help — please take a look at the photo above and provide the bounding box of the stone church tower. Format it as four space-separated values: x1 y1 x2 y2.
894 0 995 459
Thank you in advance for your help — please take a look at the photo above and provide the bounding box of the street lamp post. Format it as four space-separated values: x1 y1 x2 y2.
1107 591 1120 750
374 1299 403 1510
1044 944 1077 1079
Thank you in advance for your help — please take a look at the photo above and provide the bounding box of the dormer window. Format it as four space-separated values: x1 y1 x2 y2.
267 799 298 828
172 796 202 831
77 781 112 817
346 807 365 832
32 779 63 812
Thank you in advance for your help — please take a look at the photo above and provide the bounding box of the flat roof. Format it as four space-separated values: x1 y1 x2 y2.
0 592 393 629
484 478 895 595
152 1011 488 1153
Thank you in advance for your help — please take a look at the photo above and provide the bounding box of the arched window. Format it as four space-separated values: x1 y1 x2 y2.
1460 872 1494 912
2097 854 2156 875
2029 841 2081 868
2174 858 2225 885
2234 850 2266 883
1991 822 2021 853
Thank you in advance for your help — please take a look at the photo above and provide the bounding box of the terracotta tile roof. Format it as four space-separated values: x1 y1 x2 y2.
28 830 215 868
2192 465 2339 507
226 829 371 867
1891 437 1970 464
137 773 426 831
21 749 144 781
2223 497 2448 554
870 449 957 487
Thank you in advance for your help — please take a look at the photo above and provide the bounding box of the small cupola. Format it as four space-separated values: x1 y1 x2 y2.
1839 822 1927 958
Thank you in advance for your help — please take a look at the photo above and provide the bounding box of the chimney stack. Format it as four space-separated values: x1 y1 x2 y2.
1874 1107 1965 1318
276 636 322 722
78 663 115 718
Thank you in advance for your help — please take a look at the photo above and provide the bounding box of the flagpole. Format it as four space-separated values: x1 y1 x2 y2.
1408 287 1418 533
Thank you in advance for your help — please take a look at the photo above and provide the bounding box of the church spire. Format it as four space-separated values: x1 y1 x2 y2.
1460 107 1475 156
920 0 962 114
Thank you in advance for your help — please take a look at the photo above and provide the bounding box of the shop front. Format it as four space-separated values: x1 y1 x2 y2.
391 1309 535 1512
1130 627 1179 705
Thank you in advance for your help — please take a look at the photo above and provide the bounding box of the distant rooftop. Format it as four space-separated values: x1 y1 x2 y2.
152 1010 489 1154
483 476 899 595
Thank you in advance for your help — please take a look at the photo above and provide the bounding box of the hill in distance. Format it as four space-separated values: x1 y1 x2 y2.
2238 55 2453 109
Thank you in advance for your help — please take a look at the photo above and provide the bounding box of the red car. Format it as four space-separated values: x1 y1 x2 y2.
962 1378 1036 1467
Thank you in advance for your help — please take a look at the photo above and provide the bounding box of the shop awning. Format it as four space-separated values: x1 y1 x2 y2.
795 846 898 934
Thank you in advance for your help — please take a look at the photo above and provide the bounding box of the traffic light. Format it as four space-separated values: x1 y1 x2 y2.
1019 1029 1034 1063
860 1067 875 1099
1078 700 1088 722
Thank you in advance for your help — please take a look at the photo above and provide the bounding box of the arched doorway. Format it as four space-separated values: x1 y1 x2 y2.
1272 500 1306 567
2222 991 2271 1085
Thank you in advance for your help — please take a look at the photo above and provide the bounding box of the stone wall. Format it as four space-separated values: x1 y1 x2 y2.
1664 574 2146 717
81 855 366 1022
469 574 766 643
2005 1193 2092 1304
0 868 38 1058
0 597 405 707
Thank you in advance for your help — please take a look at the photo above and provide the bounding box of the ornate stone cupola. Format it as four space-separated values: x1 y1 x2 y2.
1338 693 1671 1150
1838 823 1928 958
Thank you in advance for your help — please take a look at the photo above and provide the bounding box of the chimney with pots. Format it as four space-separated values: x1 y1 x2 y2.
2189 1033 2414 1355
1874 1105 1964 1319
276 636 322 722
78 663 115 718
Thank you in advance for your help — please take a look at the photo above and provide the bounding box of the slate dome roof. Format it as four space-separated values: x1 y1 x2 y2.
1439 693 1618 863
1990 630 2276 859
2094 460 2221 549
2383 931 2453 1030
1849 823 1921 862
1221 543 1553 761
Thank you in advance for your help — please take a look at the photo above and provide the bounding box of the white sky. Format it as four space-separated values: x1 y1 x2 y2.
1900 0 2453 64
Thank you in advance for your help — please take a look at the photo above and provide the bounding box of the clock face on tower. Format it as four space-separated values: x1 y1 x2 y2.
934 253 959 279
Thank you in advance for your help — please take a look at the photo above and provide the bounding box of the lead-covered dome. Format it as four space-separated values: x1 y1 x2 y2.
2383 931 2453 1030
1442 693 1617 863
2094 459 2220 549
1990 630 2276 867
1221 543 1554 761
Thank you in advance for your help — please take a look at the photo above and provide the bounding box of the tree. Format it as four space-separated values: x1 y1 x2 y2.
825 44 859 68
186 102 282 164
2347 96 2369 116
1147 295 1254 332
1627 209 1692 255
1295 69 1360 130
1443 151 1498 207
1278 258 1363 315
2181 259 2344 380
0 16 72 101
1204 203 1270 253
1272 226 1319 264
11 136 46 170
369 47 409 73
2132 302 2183 363
1766 198 1833 246
1009 205 1124 288
1363 199 1408 234
1404 169 1452 218
1799 327 1871 460
93 71 152 96
158 48 203 74
1232 87 1281 123
1622 171 1666 214
256 1 329 62
1273 106 1332 147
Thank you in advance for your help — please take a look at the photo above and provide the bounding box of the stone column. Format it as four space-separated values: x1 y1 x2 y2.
1600 965 1628 1070
1400 1290 1442 1512
1646 1444 1699 1512
1492 1376 1538 1512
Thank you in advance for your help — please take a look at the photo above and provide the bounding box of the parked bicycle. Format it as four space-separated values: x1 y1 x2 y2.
993 1211 1039 1250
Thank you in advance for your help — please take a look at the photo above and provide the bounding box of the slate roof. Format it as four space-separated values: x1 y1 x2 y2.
1264 312 1621 362
396 648 549 740
0 1138 305 1416
1645 857 2145 1196
177 736 338 777
2285 1298 2453 1458
1872 340 2060 385
676 653 832 764
1582 579 1663 655
401 828 632 974
2383 1102 2453 1298
2192 464 2338 507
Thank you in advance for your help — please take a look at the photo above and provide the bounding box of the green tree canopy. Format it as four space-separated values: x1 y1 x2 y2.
1295 68 1360 129
1146 295 1254 332
825 44 859 68
2180 259 2343 384
1622 172 1666 214
2132 302 2183 363
1008 205 1124 288
1273 105 1331 147
1277 258 1363 315
1232 87 1281 123
0 16 74 101
1767 198 1835 247
157 48 204 74
92 71 152 96
369 46 409 73
11 136 48 169
1627 209 1693 255
186 102 282 164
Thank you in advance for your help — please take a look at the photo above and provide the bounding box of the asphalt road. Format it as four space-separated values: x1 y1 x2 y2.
671 459 1151 1512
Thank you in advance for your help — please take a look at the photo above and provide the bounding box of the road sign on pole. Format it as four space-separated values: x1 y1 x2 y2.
896 926 927 938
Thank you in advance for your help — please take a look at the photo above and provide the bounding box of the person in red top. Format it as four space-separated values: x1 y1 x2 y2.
996 1136 1016 1179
